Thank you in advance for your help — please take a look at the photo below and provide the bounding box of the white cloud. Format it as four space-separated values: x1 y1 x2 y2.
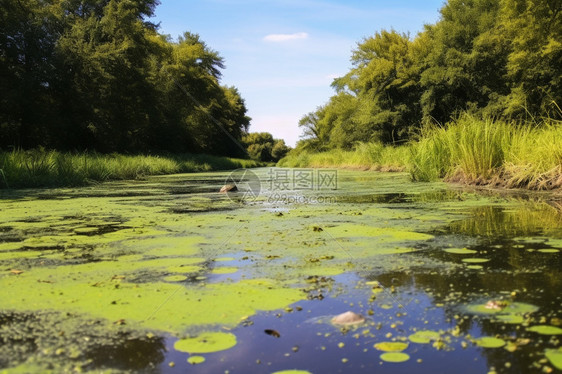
263 32 309 42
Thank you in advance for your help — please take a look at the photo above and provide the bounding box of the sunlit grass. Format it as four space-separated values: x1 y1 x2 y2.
409 115 562 189
0 150 262 188
279 114 562 191
278 142 408 171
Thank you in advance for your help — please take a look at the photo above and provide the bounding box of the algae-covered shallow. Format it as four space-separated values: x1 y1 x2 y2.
0 169 561 373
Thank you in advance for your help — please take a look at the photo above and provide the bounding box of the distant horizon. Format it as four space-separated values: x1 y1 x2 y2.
154 0 444 147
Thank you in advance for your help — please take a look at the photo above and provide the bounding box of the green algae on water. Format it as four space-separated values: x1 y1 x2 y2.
374 342 409 352
474 337 506 348
527 325 562 335
174 332 237 354
187 355 206 365
408 330 441 344
545 348 562 370
380 352 410 363
461 258 490 263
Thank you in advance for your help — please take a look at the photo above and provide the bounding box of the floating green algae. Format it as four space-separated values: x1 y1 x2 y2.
474 337 506 348
0 267 304 332
444 247 477 254
408 330 441 344
326 224 433 242
187 355 206 364
537 248 560 253
374 342 409 352
465 301 538 315
461 258 490 263
466 265 483 270
495 314 525 324
545 348 562 370
527 325 562 335
174 332 237 353
380 352 410 363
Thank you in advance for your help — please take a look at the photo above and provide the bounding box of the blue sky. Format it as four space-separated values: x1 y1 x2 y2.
154 0 445 147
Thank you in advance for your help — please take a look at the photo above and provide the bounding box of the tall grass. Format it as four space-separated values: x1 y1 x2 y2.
278 142 409 171
0 150 262 189
409 115 562 189
409 117 514 182
279 114 562 191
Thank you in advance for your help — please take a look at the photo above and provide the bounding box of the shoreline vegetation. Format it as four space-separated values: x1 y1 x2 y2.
279 115 562 192
2 115 561 191
0 151 262 189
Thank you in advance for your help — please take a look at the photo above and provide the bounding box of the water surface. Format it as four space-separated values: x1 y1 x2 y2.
0 169 561 373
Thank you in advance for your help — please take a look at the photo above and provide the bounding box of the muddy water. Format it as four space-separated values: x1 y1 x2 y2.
0 169 561 373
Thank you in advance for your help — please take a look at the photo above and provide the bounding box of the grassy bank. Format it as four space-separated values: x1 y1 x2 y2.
0 150 262 189
279 115 562 191
277 142 409 171
410 116 562 190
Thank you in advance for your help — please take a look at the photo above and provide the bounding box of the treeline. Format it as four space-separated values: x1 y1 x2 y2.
298 0 561 150
0 0 250 156
242 132 290 163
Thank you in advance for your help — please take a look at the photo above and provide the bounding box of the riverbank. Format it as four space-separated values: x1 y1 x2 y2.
277 142 409 171
279 116 562 192
0 150 262 189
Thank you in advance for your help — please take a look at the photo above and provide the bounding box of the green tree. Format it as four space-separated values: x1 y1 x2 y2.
498 0 562 119
419 0 506 124
242 132 289 162
0 0 252 156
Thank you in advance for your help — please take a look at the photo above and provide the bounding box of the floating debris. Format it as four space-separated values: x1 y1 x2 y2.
264 329 281 338
484 300 508 311
331 311 365 326
219 184 237 193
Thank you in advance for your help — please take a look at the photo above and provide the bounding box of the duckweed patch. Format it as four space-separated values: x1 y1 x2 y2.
474 337 506 348
374 342 409 352
380 352 410 363
545 348 562 370
174 332 237 354
527 325 562 335
408 330 441 344
187 356 206 365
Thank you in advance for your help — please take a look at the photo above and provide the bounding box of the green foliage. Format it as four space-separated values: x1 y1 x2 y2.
242 132 290 162
295 0 561 153
0 0 250 156
0 150 262 189
278 142 408 171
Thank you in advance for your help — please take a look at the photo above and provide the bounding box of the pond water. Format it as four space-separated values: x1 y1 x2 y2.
0 169 561 373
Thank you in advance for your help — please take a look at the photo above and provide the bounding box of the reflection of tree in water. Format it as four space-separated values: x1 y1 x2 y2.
0 311 165 372
448 203 562 239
